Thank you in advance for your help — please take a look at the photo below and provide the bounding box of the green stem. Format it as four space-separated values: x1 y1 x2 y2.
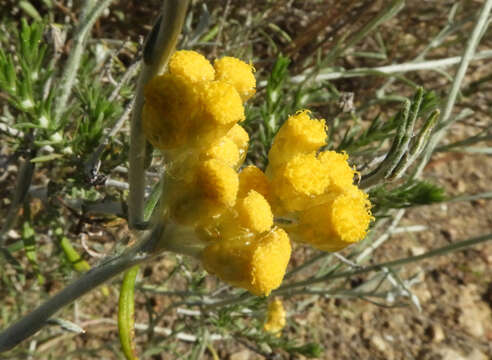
118 265 140 360
128 0 189 228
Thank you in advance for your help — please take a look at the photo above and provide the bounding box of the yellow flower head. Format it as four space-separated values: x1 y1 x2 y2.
318 150 356 192
214 56 256 101
143 73 200 149
197 80 245 127
168 50 215 83
238 165 270 199
268 110 326 168
196 159 239 208
236 190 273 233
143 50 248 151
295 185 373 252
270 152 330 213
263 298 286 335
202 228 291 296
203 136 241 168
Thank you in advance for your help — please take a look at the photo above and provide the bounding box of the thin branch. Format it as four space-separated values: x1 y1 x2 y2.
279 233 492 291
0 227 165 352
413 0 492 177
274 50 492 85
128 0 189 228
0 156 35 247
53 0 115 122
109 60 141 102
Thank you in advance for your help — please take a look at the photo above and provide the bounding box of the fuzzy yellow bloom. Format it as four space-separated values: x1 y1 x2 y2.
268 110 326 168
238 165 270 199
168 157 240 227
168 50 215 83
263 298 286 335
143 52 246 151
202 228 291 296
295 185 372 252
203 136 240 168
145 50 374 298
196 159 239 208
143 73 200 149
214 56 256 101
197 80 245 127
236 190 273 233
270 152 330 213
318 150 356 192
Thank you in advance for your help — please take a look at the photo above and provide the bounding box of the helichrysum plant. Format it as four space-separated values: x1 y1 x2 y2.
1 1 492 358
143 50 372 297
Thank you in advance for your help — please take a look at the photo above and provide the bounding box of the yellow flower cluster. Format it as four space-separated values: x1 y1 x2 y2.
266 110 373 252
143 50 372 297
143 50 290 296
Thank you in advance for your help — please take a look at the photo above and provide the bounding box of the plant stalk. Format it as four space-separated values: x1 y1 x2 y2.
128 0 189 228
0 226 164 352
53 0 114 122
413 0 492 176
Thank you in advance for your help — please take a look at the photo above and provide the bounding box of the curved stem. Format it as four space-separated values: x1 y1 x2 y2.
413 0 492 177
128 0 189 228
0 230 161 352
118 265 140 360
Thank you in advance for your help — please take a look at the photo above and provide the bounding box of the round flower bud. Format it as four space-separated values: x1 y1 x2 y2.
226 124 249 164
296 185 373 252
271 153 329 212
202 228 291 296
268 110 326 168
236 190 273 233
196 159 239 208
203 136 240 168
197 80 245 128
143 73 199 149
214 56 256 101
168 50 215 83
318 150 355 192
